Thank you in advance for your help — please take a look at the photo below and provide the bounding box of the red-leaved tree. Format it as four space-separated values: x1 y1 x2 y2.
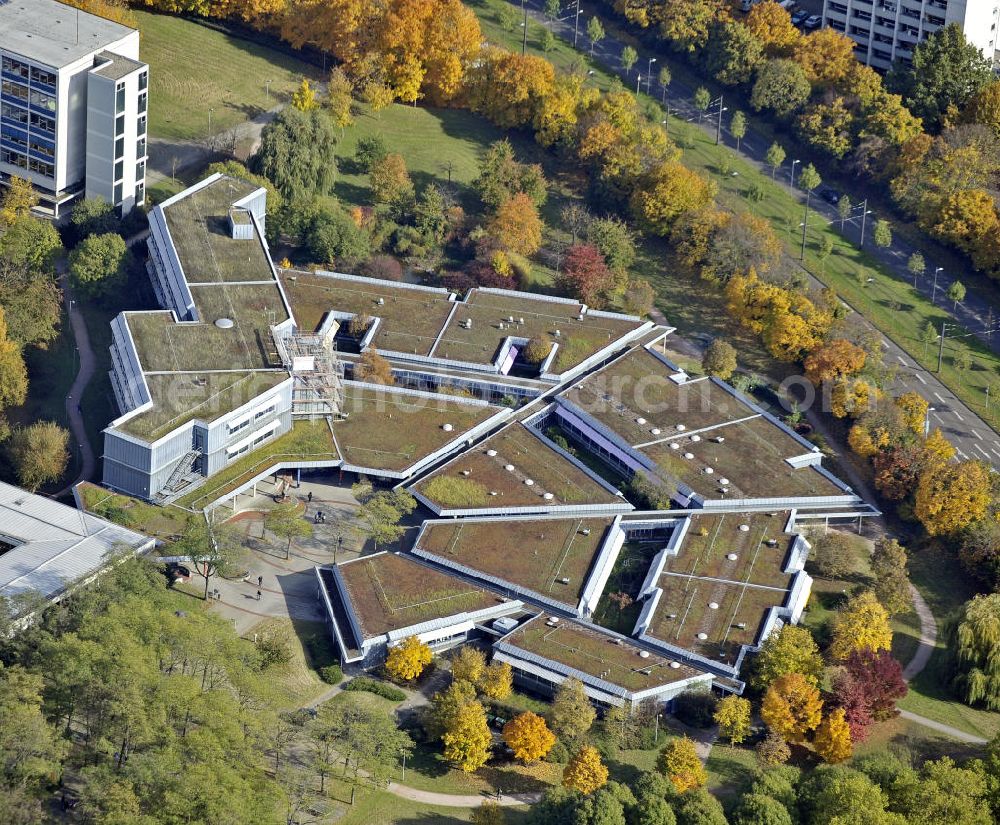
831 669 874 742
845 649 907 721
556 244 614 306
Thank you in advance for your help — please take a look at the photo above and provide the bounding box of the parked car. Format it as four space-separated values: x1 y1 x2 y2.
804 14 823 28
819 187 841 205
791 9 809 25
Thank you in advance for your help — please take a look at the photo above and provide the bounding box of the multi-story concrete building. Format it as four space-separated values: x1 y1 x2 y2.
0 0 148 215
824 0 1000 70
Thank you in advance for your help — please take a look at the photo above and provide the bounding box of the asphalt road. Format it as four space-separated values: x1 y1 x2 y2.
532 0 1000 465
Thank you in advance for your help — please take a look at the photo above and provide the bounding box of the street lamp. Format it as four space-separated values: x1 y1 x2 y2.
790 158 800 187
708 95 727 145
400 748 407 781
265 79 272 103
646 57 656 93
924 406 935 438
636 74 642 95
208 107 215 134
932 267 943 304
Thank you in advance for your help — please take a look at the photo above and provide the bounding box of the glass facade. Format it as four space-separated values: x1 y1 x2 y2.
1 52 57 180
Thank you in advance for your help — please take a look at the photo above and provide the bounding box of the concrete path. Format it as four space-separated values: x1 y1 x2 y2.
902 585 938 682
898 709 988 745
57 263 97 495
386 783 540 808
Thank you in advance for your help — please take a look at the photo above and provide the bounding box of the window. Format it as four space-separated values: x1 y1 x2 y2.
115 114 125 137
926 13 945 24
2 103 28 126
29 112 54 134
135 181 145 206
137 115 146 137
1 79 28 102
138 71 148 91
138 92 147 114
30 67 56 88
876 15 895 26
829 2 847 12
115 85 125 114
1 148 26 168
115 136 124 160
853 9 873 20
113 182 123 205
135 159 145 180
829 17 846 29
2 57 28 80
114 159 123 182
136 137 146 158
29 140 53 159
28 157 53 177
29 90 55 111
1 129 27 150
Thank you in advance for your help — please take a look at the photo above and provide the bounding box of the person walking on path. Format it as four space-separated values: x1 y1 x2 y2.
256 590 261 601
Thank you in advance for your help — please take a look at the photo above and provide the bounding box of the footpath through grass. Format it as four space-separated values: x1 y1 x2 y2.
135 10 318 141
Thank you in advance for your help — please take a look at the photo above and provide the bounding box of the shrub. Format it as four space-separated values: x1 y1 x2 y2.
544 740 571 763
627 471 673 510
320 664 343 685
673 690 718 728
523 335 553 364
361 254 404 281
342 677 406 702
348 314 372 338
809 530 863 579
256 633 293 670
421 476 489 507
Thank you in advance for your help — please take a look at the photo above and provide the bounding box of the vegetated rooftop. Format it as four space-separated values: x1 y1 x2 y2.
278 271 455 356
502 616 705 692
433 289 644 373
413 424 624 509
117 371 289 440
645 512 800 662
562 347 845 501
332 383 500 473
415 516 615 607
162 176 271 284
337 552 502 639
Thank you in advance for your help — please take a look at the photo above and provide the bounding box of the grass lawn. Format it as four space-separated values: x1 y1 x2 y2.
705 743 757 803
135 10 318 141
244 617 333 709
77 481 189 538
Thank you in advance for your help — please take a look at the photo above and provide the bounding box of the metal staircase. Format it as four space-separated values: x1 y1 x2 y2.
157 450 200 502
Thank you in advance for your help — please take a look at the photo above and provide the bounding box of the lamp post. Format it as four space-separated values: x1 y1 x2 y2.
858 201 873 245
646 57 656 94
937 321 951 373
400 749 406 781
573 0 581 47
790 158 800 187
265 79 272 104
924 406 935 438
709 95 727 145
636 74 642 95
932 267 943 304
208 107 214 134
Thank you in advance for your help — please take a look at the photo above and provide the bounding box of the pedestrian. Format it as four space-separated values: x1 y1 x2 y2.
256 590 261 601
257 575 263 588
308 491 313 503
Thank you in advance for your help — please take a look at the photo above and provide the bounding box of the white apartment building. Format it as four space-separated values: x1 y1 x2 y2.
824 0 1000 70
0 0 148 215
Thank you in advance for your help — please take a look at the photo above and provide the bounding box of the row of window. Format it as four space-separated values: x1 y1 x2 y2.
2 57 56 88
0 148 54 178
2 79 57 112
1 103 55 135
226 426 276 461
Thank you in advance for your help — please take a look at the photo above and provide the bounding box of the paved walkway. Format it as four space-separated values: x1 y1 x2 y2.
386 783 540 808
898 709 988 745
56 263 97 495
902 586 938 683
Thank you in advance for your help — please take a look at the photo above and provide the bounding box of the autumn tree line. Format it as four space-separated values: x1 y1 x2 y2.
606 0 1000 277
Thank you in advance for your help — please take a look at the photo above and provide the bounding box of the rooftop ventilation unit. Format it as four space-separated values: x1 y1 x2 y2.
524 479 534 486
726 553 738 561
636 417 647 425
651 427 661 435
460 469 470 476
486 449 498 457
683 452 694 460
505 464 515 471
718 477 730 485
766 538 778 547
697 632 708 640
377 297 385 305
712 436 725 444
442 423 454 432
708 602 719 609
580 528 591 536
676 424 687 432
739 524 750 532
690 434 701 442
669 661 681 669
554 329 561 337
543 492 554 500
558 577 570 584
704 467 714 475
638 650 650 659
669 442 680 450
214 318 234 329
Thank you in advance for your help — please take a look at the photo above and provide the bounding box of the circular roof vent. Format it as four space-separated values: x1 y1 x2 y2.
505 464 515 472
442 423 454 432
727 553 738 561
669 661 681 669
739 524 750 532
215 318 234 329
486 449 498 457
638 650 650 659
708 601 719 610
683 452 695 460
524 479 534 486
697 632 709 641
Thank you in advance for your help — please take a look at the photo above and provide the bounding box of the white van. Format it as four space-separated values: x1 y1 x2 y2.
779 0 798 10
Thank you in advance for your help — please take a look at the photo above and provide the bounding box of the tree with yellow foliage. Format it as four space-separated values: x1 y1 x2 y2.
385 635 432 682
792 27 856 85
467 48 556 129
744 1 802 55
502 711 556 763
421 0 482 105
562 744 609 794
0 176 37 226
762 308 823 363
489 193 543 256
914 459 992 536
0 307 28 412
655 0 731 53
922 427 956 466
443 700 492 772
714 695 752 745
830 377 880 419
326 67 354 129
804 339 867 386
630 161 717 235
813 707 853 763
451 647 485 685
291 78 318 111
895 391 930 435
534 74 594 148
477 661 513 701
830 591 893 660
657 736 707 793
760 673 823 743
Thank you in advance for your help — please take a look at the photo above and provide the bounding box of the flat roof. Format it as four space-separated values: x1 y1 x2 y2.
500 616 707 693
644 512 799 663
560 347 844 501
278 272 645 374
412 423 624 510
0 481 151 602
333 384 500 473
92 50 145 80
0 0 135 68
336 552 502 639
415 516 615 608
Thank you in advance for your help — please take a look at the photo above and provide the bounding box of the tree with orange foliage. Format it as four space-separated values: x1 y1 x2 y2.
744 1 802 55
502 712 556 763
467 47 556 129
793 27 856 85
279 0 375 67
630 162 717 235
488 193 543 256
422 0 482 105
915 459 992 536
760 673 823 743
804 339 867 386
